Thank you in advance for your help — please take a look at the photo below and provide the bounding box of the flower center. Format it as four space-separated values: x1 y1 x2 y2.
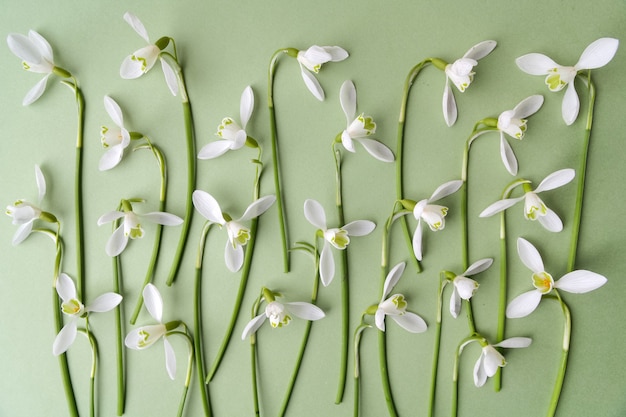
390 294 407 314
544 67 576 92
137 329 151 348
61 299 84 317
327 228 350 249
532 271 554 294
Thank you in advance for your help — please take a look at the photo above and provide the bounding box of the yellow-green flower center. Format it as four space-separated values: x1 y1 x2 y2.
532 271 554 294
61 299 84 316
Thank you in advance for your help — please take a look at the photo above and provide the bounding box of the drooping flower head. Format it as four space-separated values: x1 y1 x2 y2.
516 38 619 125
465 336 532 387
99 96 132 171
448 258 493 318
295 45 349 101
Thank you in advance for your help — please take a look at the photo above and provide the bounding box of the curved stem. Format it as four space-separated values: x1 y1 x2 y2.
168 330 196 417
352 320 370 417
78 327 98 417
545 293 572 417
451 336 479 417
428 273 448 417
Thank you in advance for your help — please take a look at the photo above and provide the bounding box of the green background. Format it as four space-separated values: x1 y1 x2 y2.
1 1 625 416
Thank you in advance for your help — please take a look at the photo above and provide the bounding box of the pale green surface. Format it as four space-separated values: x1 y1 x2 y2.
1 1 625 416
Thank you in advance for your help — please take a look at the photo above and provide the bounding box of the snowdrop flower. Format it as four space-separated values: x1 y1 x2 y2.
480 169 575 232
449 258 493 318
192 191 275 272
442 40 497 126
506 238 607 318
53 273 122 355
241 288 325 339
304 199 375 286
337 80 394 162
471 337 532 387
374 262 427 333
99 96 131 171
6 165 56 245
97 199 183 257
296 45 349 101
516 38 619 125
198 86 256 159
125 284 181 379
120 12 179 96
401 180 463 261
6 30 71 105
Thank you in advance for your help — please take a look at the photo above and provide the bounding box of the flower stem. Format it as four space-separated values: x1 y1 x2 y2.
545 293 571 417
451 336 479 417
395 59 433 274
169 330 196 417
428 273 447 417
70 80 86 301
112 237 126 415
78 327 98 417
378 329 398 417
567 72 596 273
249 293 263 416
352 320 370 417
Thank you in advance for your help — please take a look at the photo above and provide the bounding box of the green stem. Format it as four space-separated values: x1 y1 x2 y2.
352 320 370 417
78 327 98 417
249 293 263 416
545 293 572 417
168 330 196 417
71 80 86 301
567 73 595 273
112 246 126 415
378 329 398 417
451 336 479 417
428 273 447 417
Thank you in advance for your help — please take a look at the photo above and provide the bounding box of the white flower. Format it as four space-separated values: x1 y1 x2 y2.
471 337 532 387
480 169 575 232
6 30 63 105
99 96 131 171
338 80 394 162
296 45 349 101
120 12 179 96
303 199 375 286
449 258 493 318
516 38 619 125
53 273 122 355
125 284 179 379
495 95 544 175
442 40 497 126
97 201 183 257
406 180 463 261
192 191 275 272
198 86 254 159
506 238 607 318
241 296 325 339
374 262 427 333
6 165 50 245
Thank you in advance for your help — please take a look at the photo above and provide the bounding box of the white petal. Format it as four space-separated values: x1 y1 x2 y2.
123 12 150 43
534 169 576 193
163 337 177 380
506 290 543 318
87 293 123 313
500 136 518 175
125 324 166 349
7 33 43 63
192 190 225 224
285 302 325 320
442 80 457 127
562 83 580 125
375 309 386 332
575 38 619 70
391 312 427 333
412 222 423 261
515 53 560 75
300 65 324 101
97 210 125 226
354 138 395 162
105 224 128 256
28 31 53 63
464 258 493 276
12 221 34 245
382 262 406 300
53 321 77 356
325 46 349 62
104 96 124 127
341 130 356 152
303 199 327 230
555 270 607 293
239 195 276 221
512 95 544 119
340 80 357 123
35 164 46 203
473 353 487 387
449 288 461 318
240 86 254 128
161 58 179 96
342 220 375 236
23 74 50 106
319 242 335 286
463 40 497 60
120 55 145 79
517 237 544 273
143 283 163 323
140 212 183 226
454 277 479 300
482 347 505 377
494 337 532 349
479 196 524 217
198 141 233 159
56 273 77 301
99 146 124 171
224 240 244 272
241 314 266 339
429 179 463 202
538 209 563 232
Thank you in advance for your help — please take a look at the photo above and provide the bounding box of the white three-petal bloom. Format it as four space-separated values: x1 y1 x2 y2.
408 180 463 261
125 284 178 379
442 40 497 126
516 38 619 125
338 80 394 162
120 12 179 96
192 191 275 272
495 95 544 175
97 205 183 257
480 169 575 232
198 86 254 159
304 199 375 286
296 45 349 101
53 273 122 355
6 165 48 245
506 238 607 318
99 96 131 171
472 337 532 387
6 30 59 105
375 262 427 333
449 258 493 318
241 298 325 340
